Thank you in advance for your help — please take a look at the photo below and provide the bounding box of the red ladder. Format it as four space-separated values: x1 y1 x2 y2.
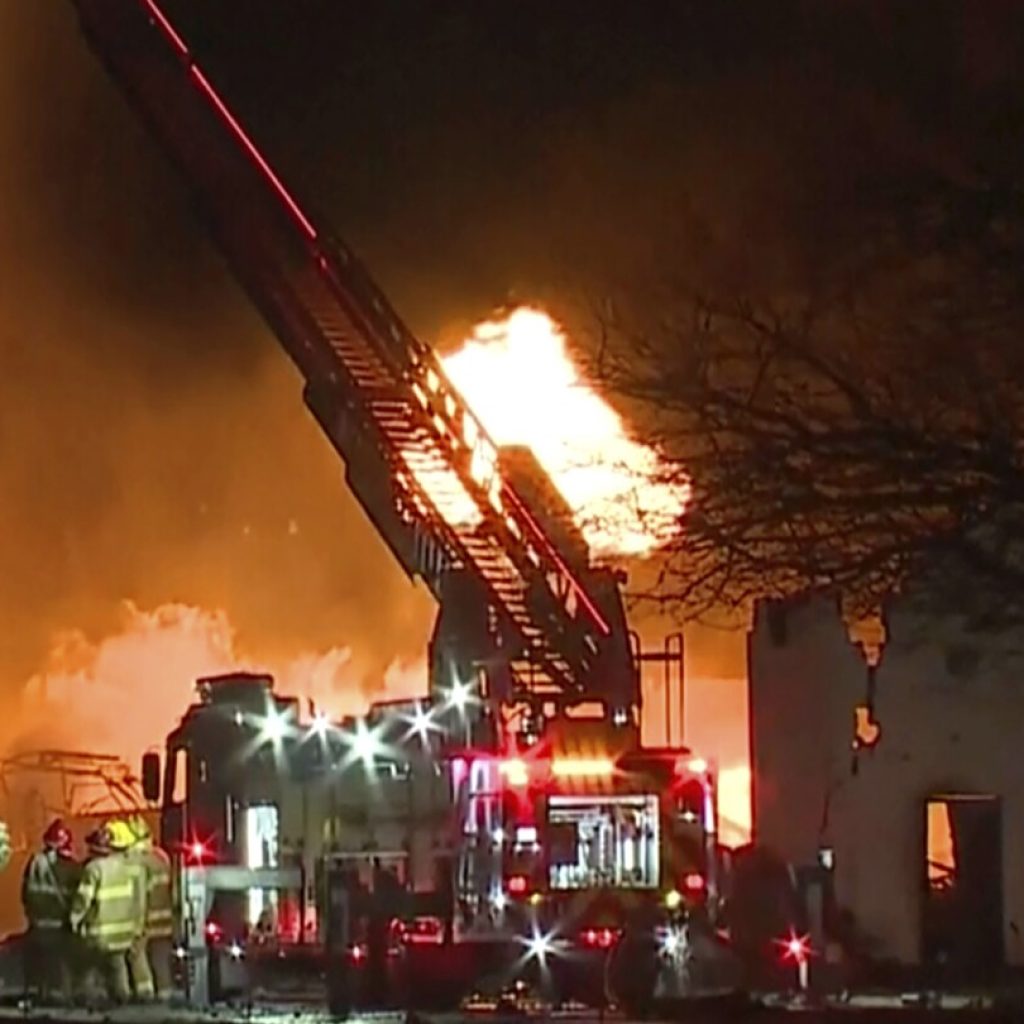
71 0 629 708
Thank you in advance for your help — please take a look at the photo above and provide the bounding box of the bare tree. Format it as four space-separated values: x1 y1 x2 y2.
595 178 1024 625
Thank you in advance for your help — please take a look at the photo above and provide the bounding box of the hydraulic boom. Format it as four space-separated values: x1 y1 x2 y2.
71 0 638 719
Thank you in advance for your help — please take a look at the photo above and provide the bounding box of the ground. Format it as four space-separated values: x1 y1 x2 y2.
0 1005 1022 1024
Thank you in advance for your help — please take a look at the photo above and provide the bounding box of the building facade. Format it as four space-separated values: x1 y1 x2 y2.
749 596 1024 975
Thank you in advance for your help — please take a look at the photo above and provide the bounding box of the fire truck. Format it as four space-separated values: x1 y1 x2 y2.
69 0 735 1011
145 673 724 1011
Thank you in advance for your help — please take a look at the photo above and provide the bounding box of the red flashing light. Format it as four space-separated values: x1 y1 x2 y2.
404 917 444 946
349 943 366 962
683 872 706 893
580 927 619 950
188 839 209 863
205 920 222 941
779 932 811 963
507 875 528 895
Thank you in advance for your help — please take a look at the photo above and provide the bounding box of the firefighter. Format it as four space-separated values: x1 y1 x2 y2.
70 824 143 1005
126 814 173 1000
366 859 402 1006
21 819 80 1003
107 818 154 1001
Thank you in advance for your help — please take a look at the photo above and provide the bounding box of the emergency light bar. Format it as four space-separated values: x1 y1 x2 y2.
499 755 616 785
551 757 615 778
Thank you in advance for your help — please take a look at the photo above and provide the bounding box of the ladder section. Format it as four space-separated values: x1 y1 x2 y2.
71 0 622 705
290 265 575 694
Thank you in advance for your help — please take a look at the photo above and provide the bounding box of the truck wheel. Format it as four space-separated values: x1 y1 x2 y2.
325 961 352 1019
606 935 658 1019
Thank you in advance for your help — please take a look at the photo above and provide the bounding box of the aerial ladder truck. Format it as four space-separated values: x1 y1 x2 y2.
69 0 731 1012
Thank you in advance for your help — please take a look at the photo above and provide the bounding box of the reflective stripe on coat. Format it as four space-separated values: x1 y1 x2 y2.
22 850 79 931
130 844 174 939
70 853 144 952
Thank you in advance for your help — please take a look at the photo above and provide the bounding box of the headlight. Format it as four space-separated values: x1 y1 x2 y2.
525 930 555 964
659 927 684 957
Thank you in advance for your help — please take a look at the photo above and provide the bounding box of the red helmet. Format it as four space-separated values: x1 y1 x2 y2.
43 819 72 854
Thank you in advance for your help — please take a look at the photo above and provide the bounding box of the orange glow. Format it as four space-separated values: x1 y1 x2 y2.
677 756 708 776
551 757 615 778
927 800 956 888
854 704 881 748
397 452 482 531
440 308 688 558
11 602 428 775
716 765 752 848
9 602 754 848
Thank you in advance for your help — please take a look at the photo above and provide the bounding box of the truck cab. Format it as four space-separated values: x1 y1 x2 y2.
145 673 452 950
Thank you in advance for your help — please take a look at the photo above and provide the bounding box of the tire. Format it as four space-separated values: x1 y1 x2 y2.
606 933 658 1019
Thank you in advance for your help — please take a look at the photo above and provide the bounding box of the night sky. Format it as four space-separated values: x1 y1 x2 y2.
1 1 1022 728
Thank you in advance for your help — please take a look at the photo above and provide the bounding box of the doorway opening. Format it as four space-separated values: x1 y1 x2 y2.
922 794 1002 981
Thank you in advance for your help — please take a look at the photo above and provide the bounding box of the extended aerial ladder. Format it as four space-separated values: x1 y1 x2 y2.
70 0 638 725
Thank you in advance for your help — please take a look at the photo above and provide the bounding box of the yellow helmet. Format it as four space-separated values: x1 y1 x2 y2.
107 819 135 852
128 814 152 845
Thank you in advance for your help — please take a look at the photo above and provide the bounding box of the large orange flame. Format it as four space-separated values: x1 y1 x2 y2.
438 308 688 558
440 310 747 842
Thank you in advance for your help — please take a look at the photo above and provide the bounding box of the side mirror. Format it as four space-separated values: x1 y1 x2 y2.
141 752 161 804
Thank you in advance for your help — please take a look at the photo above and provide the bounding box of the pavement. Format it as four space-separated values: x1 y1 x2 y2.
2 989 1024 1024
1 1004 1024 1024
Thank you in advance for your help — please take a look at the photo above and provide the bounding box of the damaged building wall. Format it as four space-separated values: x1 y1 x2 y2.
750 596 1024 968
748 598 865 865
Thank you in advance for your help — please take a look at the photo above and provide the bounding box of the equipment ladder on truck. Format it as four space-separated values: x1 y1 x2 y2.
69 0 635 719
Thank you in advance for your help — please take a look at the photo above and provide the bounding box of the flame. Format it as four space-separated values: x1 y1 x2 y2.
927 801 956 888
434 308 687 558
8 602 427 775
716 764 752 848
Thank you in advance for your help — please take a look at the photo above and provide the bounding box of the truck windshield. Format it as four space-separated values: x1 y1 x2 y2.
546 794 659 890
